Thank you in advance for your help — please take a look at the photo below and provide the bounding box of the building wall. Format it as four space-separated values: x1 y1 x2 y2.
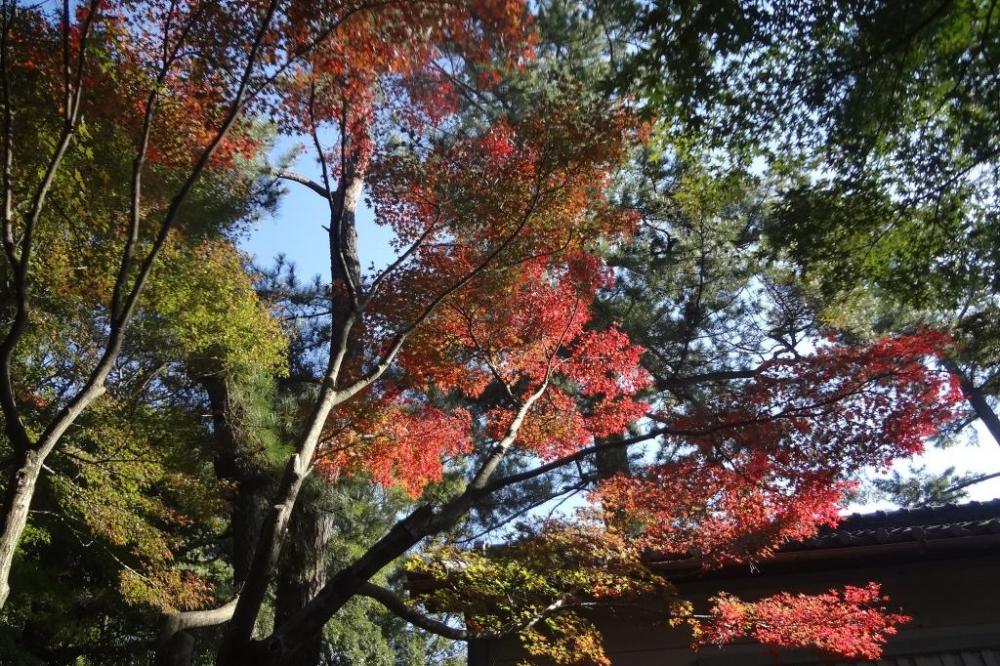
469 550 1000 666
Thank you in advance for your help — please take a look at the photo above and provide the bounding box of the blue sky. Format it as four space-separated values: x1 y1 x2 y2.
242 143 395 280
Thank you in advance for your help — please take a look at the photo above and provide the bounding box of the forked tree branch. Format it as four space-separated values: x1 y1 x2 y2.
254 379 551 662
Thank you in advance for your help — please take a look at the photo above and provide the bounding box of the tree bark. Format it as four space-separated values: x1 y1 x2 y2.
274 503 336 666
156 631 195 666
155 377 271 665
202 376 269 584
249 505 439 663
0 448 41 607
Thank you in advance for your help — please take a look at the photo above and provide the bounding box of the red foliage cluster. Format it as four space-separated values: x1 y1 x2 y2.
279 0 534 174
700 583 911 660
316 393 473 497
284 6 648 491
368 104 641 270
291 0 647 493
398 254 651 461
17 0 535 175
669 330 962 469
317 252 652 494
596 331 962 566
101 1 275 169
598 459 849 567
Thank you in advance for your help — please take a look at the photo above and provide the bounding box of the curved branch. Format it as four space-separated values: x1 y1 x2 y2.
157 597 239 666
0 0 99 452
275 169 331 199
358 582 469 641
159 596 241 641
944 470 1000 496
484 427 671 493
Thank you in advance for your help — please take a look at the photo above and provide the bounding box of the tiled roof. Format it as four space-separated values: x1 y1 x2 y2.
782 498 1000 552
645 499 1000 574
836 649 1000 666
410 500 1000 588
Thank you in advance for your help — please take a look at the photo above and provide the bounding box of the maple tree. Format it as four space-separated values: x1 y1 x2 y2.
0 1 970 665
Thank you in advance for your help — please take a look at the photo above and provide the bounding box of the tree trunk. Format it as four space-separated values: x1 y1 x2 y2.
274 503 336 666
0 448 42 607
217 168 366 663
594 436 631 531
594 437 631 480
156 377 269 665
943 358 1000 447
202 376 270 584
156 631 195 666
249 387 548 663
249 505 439 664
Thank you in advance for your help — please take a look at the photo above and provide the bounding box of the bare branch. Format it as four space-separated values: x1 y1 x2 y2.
365 215 440 302
275 169 330 198
659 367 759 388
484 427 671 494
943 357 1000 447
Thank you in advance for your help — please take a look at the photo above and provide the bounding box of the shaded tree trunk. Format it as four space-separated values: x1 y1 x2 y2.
202 376 270 584
594 437 631 480
274 503 337 666
156 377 269 666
